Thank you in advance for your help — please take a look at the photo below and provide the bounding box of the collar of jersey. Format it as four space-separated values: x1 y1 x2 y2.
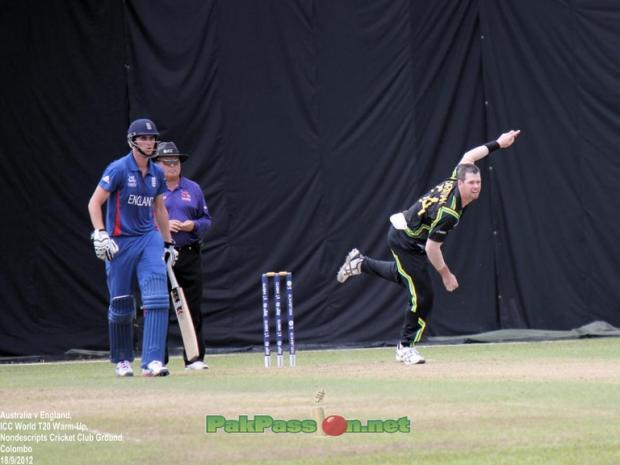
452 186 463 211
166 177 188 192
126 152 157 177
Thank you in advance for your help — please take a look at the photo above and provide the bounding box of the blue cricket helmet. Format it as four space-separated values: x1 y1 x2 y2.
127 118 159 139
127 118 159 158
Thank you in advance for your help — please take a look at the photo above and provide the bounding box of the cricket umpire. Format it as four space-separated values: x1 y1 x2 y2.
155 141 212 370
337 130 521 365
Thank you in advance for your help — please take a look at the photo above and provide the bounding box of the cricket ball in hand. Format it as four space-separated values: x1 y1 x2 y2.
322 415 347 436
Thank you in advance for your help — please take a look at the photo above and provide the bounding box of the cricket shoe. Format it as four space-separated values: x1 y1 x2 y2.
115 361 134 377
395 344 425 365
142 360 170 377
185 360 209 371
337 248 364 283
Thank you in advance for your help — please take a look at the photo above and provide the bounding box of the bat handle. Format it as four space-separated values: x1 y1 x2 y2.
166 261 179 288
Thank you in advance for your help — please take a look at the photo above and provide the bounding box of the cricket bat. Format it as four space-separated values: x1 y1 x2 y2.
166 262 200 361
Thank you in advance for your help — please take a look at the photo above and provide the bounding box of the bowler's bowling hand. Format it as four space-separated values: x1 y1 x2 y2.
497 129 521 149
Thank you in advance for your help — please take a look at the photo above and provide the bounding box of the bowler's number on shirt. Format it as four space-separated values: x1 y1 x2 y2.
418 196 439 216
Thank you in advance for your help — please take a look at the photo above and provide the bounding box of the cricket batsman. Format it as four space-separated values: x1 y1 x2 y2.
87 118 178 377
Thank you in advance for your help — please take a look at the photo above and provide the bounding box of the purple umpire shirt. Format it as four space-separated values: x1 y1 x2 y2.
162 177 212 247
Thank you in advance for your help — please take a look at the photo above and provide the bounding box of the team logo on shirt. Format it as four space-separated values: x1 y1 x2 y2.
152 177 157 188
127 175 137 187
181 191 192 202
101 175 110 184
128 195 154 207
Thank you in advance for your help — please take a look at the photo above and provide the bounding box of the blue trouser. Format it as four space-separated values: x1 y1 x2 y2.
106 230 169 368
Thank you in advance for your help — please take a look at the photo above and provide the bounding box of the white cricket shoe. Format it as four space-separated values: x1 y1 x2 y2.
115 360 134 377
337 248 364 283
185 360 209 371
142 360 170 377
395 344 425 365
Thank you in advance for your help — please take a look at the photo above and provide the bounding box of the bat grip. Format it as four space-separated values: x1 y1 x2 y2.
166 261 179 288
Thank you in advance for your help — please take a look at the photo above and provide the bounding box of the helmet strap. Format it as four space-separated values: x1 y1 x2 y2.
128 137 158 159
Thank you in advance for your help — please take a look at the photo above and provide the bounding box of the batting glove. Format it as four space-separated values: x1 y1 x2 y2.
91 229 119 261
164 242 178 267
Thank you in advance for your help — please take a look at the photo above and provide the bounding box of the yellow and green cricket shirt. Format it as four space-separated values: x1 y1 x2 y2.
400 168 467 248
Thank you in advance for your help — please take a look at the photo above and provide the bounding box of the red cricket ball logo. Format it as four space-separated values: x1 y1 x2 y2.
321 415 347 436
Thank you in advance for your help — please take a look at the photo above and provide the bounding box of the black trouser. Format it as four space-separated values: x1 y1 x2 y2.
166 243 205 365
361 227 433 346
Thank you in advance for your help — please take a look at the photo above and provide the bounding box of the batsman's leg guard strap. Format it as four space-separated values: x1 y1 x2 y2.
108 295 135 363
141 274 170 309
109 295 135 322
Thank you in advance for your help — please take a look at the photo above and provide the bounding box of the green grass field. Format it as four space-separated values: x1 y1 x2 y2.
1 338 620 465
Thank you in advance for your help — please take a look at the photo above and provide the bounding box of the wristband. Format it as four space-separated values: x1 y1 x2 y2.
90 229 106 240
484 141 500 153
